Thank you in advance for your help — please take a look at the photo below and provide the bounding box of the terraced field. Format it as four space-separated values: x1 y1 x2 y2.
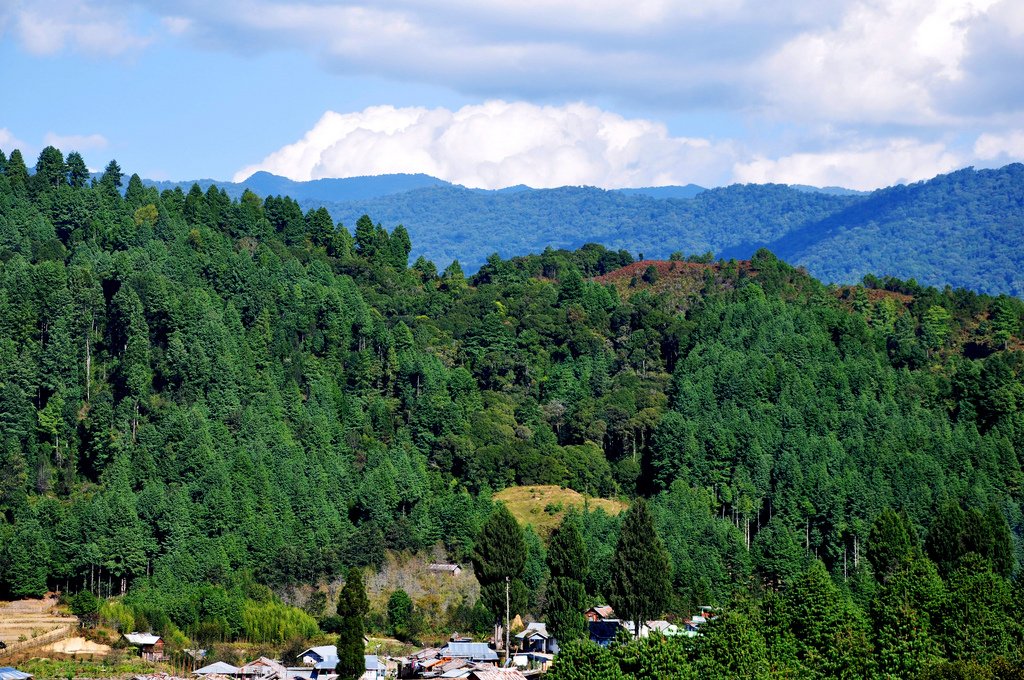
0 597 76 656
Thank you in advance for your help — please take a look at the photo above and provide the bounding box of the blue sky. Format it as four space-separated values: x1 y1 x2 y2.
1 0 1022 190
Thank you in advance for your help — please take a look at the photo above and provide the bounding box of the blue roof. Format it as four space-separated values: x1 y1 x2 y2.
313 657 338 670
0 669 32 680
364 655 381 671
442 642 498 661
589 620 621 642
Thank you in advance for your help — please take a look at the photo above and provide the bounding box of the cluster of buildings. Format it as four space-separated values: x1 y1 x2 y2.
192 648 386 680
584 605 713 646
114 603 715 680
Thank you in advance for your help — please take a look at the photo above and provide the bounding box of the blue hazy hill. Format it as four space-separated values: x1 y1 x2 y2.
142 165 1024 295
143 172 451 202
615 184 706 199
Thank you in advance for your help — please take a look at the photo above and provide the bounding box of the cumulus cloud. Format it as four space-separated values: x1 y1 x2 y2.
234 101 735 189
3 0 151 56
733 138 962 190
43 132 109 152
974 131 1024 161
0 128 30 154
9 1 1024 126
760 0 1000 125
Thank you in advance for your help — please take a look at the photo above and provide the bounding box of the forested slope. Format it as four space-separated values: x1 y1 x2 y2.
146 165 1024 297
316 183 853 271
760 164 1024 296
1 146 1024 670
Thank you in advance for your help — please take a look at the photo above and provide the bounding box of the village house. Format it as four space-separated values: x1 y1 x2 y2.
297 646 336 666
123 633 166 662
194 661 241 677
238 657 288 680
514 622 558 655
588 619 623 647
427 563 462 576
0 668 33 680
584 605 615 622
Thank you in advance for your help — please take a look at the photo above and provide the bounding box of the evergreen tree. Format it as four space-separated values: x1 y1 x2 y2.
4 149 29 195
99 159 123 195
867 508 915 582
387 589 414 639
336 567 368 680
693 610 769 679
547 640 625 680
3 516 49 598
307 207 335 249
354 214 377 258
786 560 874 678
390 225 412 269
33 146 67 193
608 498 671 637
546 514 589 642
471 504 528 626
65 152 90 189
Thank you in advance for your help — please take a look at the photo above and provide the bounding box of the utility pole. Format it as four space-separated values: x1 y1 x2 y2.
505 576 511 662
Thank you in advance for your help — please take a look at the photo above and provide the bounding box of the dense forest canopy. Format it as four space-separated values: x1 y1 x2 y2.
1 146 1024 672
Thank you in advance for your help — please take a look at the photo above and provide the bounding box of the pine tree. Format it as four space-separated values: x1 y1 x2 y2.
867 508 914 582
389 225 411 269
471 504 528 626
65 152 90 188
336 567 368 680
608 498 671 637
354 214 376 258
307 207 335 249
33 146 67 193
547 640 625 680
546 514 589 643
4 149 30 196
99 159 123 195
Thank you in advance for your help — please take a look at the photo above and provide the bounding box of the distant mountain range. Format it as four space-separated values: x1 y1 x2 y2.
143 164 1024 296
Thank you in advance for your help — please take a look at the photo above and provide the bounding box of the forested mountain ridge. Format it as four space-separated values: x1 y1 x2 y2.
1 145 1024 672
143 165 1024 296
747 163 1024 296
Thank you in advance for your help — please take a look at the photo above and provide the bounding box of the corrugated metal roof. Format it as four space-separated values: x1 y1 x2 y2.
442 643 498 661
514 622 549 639
313 657 338 670
299 646 336 662
0 668 33 680
194 661 240 675
468 669 527 680
124 632 162 645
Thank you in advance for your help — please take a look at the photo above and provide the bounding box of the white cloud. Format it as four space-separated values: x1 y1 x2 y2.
5 0 151 56
760 0 1000 125
732 138 962 190
234 101 735 189
0 128 30 154
974 130 1024 161
43 132 109 152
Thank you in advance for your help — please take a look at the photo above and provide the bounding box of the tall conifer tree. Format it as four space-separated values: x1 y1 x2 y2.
608 498 671 637
336 567 368 680
472 504 528 626
546 513 588 642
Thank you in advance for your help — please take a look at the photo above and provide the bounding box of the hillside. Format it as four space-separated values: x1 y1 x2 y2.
141 165 1024 296
759 164 1024 296
1 145 1024 671
314 183 853 271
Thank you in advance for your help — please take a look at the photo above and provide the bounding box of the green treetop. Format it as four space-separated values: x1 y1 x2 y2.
608 498 671 637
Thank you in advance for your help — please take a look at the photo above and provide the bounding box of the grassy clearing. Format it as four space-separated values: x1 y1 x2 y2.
15 655 158 679
493 485 627 535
